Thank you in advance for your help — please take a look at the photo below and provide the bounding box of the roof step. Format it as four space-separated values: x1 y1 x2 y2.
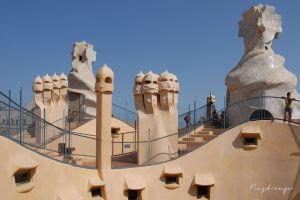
197 131 213 135
192 134 216 140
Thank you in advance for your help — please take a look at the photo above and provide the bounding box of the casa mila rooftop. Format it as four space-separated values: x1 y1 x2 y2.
0 4 299 200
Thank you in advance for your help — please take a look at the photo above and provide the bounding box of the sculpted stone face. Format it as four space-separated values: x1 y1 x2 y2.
60 73 68 88
43 74 53 103
43 74 53 91
72 41 96 70
70 41 96 92
158 71 174 92
207 94 216 104
134 72 145 95
142 71 159 94
171 73 179 93
238 4 282 53
33 75 43 92
52 74 61 89
95 64 114 94
84 44 96 63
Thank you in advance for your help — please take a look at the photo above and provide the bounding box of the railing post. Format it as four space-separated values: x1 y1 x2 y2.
194 100 196 128
260 92 262 120
147 128 150 165
121 132 124 154
125 101 128 124
19 88 22 144
31 106 34 137
224 96 226 129
68 117 71 157
112 136 114 156
134 120 137 152
8 90 11 138
43 109 46 148
64 112 67 158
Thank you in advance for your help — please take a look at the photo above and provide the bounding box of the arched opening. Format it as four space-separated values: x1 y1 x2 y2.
249 109 273 121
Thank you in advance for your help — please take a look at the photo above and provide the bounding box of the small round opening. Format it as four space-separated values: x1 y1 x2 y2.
265 46 268 50
105 77 112 84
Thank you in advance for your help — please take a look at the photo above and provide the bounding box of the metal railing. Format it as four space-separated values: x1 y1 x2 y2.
111 95 300 168
0 90 97 168
112 103 137 127
1 90 299 169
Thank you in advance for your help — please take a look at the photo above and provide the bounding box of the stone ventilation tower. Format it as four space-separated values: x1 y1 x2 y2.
225 4 300 126
134 70 180 165
32 73 69 144
59 73 68 116
42 74 53 129
68 41 97 120
51 73 61 105
33 75 44 144
95 64 114 179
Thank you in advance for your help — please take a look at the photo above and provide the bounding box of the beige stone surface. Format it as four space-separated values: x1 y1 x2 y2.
194 173 215 186
106 121 300 199
11 154 39 179
240 125 262 139
1 120 299 199
124 174 146 190
163 165 183 176
44 116 135 159
56 185 83 200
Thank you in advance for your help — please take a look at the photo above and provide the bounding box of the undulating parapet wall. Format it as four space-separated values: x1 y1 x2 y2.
225 4 300 126
68 41 97 119
1 120 299 200
32 73 68 144
134 70 179 165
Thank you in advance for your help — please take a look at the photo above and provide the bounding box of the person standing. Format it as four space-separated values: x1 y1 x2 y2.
184 112 191 129
282 92 296 123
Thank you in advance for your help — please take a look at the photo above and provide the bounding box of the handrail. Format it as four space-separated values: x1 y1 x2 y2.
111 95 300 167
2 91 300 169
178 104 207 118
112 103 136 115
112 115 136 128
111 118 300 169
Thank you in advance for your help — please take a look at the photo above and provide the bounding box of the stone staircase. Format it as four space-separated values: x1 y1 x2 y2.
178 125 222 154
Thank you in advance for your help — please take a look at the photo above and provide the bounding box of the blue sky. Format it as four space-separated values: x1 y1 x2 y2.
0 0 299 113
